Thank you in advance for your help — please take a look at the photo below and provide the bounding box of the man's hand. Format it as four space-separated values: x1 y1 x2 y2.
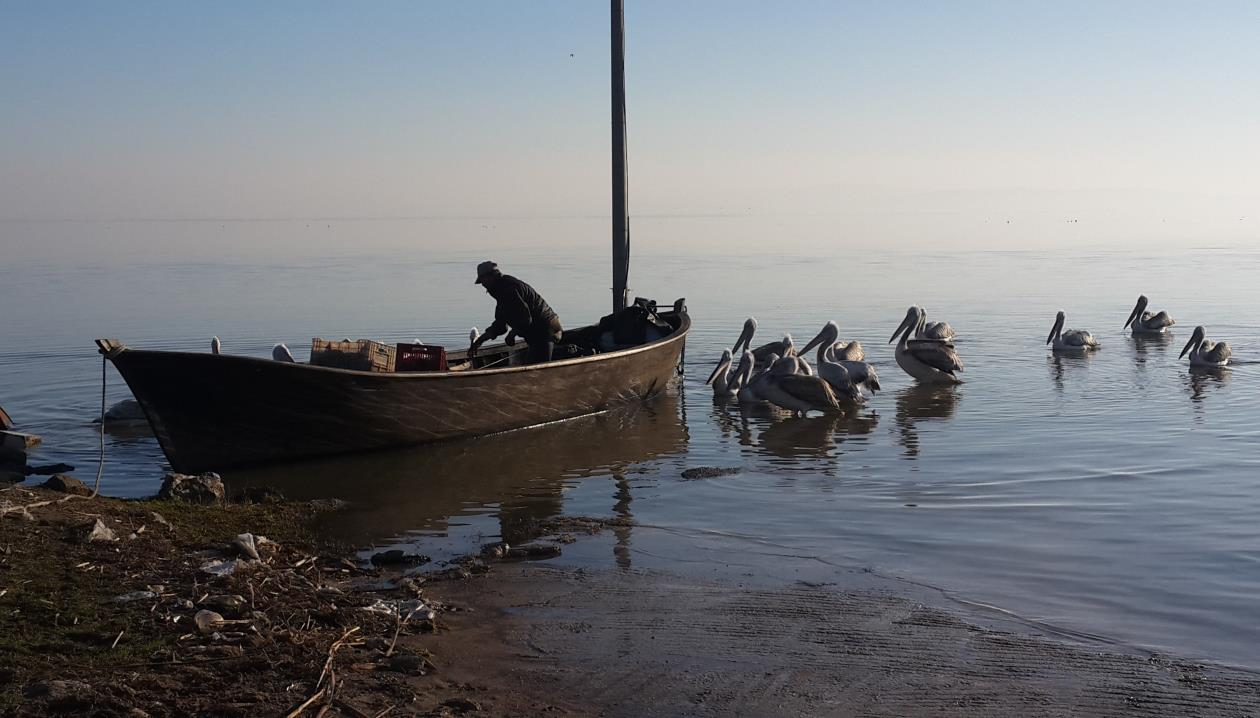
469 335 487 358
504 331 516 347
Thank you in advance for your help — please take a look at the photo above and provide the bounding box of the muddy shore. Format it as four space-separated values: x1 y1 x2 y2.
4 483 1260 717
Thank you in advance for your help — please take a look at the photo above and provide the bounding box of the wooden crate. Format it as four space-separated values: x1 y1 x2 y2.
310 339 396 373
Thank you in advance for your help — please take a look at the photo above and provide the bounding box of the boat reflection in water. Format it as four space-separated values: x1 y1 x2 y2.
894 385 960 459
222 391 689 558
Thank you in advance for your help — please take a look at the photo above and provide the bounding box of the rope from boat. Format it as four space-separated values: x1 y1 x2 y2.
92 354 105 497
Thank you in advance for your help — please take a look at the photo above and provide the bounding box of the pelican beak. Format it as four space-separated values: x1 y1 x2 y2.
890 309 915 343
1047 312 1065 345
733 319 755 353
801 327 826 356
1124 296 1146 330
1180 327 1204 359
706 353 731 385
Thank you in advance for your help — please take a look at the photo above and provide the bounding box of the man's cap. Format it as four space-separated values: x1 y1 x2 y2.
474 260 500 284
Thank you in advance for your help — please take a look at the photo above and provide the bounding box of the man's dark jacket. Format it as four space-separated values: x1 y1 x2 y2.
484 275 562 342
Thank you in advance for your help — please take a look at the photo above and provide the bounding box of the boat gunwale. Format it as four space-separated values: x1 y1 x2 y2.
100 311 689 380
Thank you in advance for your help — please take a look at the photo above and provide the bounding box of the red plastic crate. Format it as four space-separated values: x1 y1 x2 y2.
395 343 447 372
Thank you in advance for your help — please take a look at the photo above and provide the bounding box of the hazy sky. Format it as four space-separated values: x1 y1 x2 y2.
2 1 1258 248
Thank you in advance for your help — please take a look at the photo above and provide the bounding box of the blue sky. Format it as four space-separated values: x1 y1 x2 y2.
2 1 1257 247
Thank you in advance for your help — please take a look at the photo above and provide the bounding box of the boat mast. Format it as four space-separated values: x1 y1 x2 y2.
611 0 630 312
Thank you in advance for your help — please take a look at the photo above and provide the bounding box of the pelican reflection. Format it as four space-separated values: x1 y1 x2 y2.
1185 366 1230 404
756 409 879 462
1128 332 1175 366
894 385 960 459
1048 351 1095 392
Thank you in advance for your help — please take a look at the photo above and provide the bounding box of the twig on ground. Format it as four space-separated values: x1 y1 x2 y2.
285 626 360 718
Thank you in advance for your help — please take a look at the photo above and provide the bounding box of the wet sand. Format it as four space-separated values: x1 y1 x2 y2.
430 562 1260 717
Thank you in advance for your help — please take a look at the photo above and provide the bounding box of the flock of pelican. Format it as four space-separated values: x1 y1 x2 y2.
707 294 1233 415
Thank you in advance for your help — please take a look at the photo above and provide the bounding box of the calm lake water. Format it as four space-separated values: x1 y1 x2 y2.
4 219 1260 668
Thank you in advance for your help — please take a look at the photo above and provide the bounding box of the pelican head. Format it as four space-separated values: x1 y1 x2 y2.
1124 295 1149 331
889 306 922 344
470 327 480 345
800 321 840 356
272 343 295 362
211 336 221 355
706 349 733 385
1179 325 1208 360
1046 310 1066 345
781 333 795 356
732 317 757 353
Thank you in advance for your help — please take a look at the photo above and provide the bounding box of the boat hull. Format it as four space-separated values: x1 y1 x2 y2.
100 312 688 473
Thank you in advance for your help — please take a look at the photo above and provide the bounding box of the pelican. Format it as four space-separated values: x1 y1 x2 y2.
210 336 221 355
800 321 880 393
1179 325 1231 367
469 327 480 346
272 343 296 362
736 352 768 404
706 349 737 396
915 307 955 342
758 355 842 416
731 317 796 370
1124 295 1175 335
806 341 863 404
889 307 964 384
1046 311 1100 353
708 350 754 398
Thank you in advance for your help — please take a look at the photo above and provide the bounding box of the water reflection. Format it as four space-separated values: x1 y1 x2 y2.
223 392 689 551
1048 351 1095 392
1185 366 1231 404
894 385 961 459
756 409 878 462
1128 332 1176 367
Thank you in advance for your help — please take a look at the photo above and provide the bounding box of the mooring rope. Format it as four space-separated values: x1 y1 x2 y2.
92 354 106 497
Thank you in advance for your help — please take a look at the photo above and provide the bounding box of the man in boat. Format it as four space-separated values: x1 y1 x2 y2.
469 261 563 364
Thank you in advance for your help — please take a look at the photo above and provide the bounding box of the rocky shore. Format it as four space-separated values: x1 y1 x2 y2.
0 478 585 717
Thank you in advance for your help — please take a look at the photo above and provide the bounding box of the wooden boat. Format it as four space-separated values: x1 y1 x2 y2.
96 306 688 473
94 1 689 474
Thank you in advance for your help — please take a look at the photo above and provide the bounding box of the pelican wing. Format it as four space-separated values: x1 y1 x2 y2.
752 341 790 367
1142 311 1175 330
918 321 955 342
907 343 964 374
777 374 841 410
840 360 880 392
833 340 864 362
1202 341 1232 365
1061 329 1098 348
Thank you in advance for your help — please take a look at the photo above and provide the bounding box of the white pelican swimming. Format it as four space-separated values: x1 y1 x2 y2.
731 317 797 370
915 306 955 342
758 354 842 416
1179 325 1231 367
211 336 221 355
889 306 964 385
800 321 880 393
272 343 296 362
1046 311 1100 353
807 341 863 404
1124 295 1175 335
707 349 754 397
